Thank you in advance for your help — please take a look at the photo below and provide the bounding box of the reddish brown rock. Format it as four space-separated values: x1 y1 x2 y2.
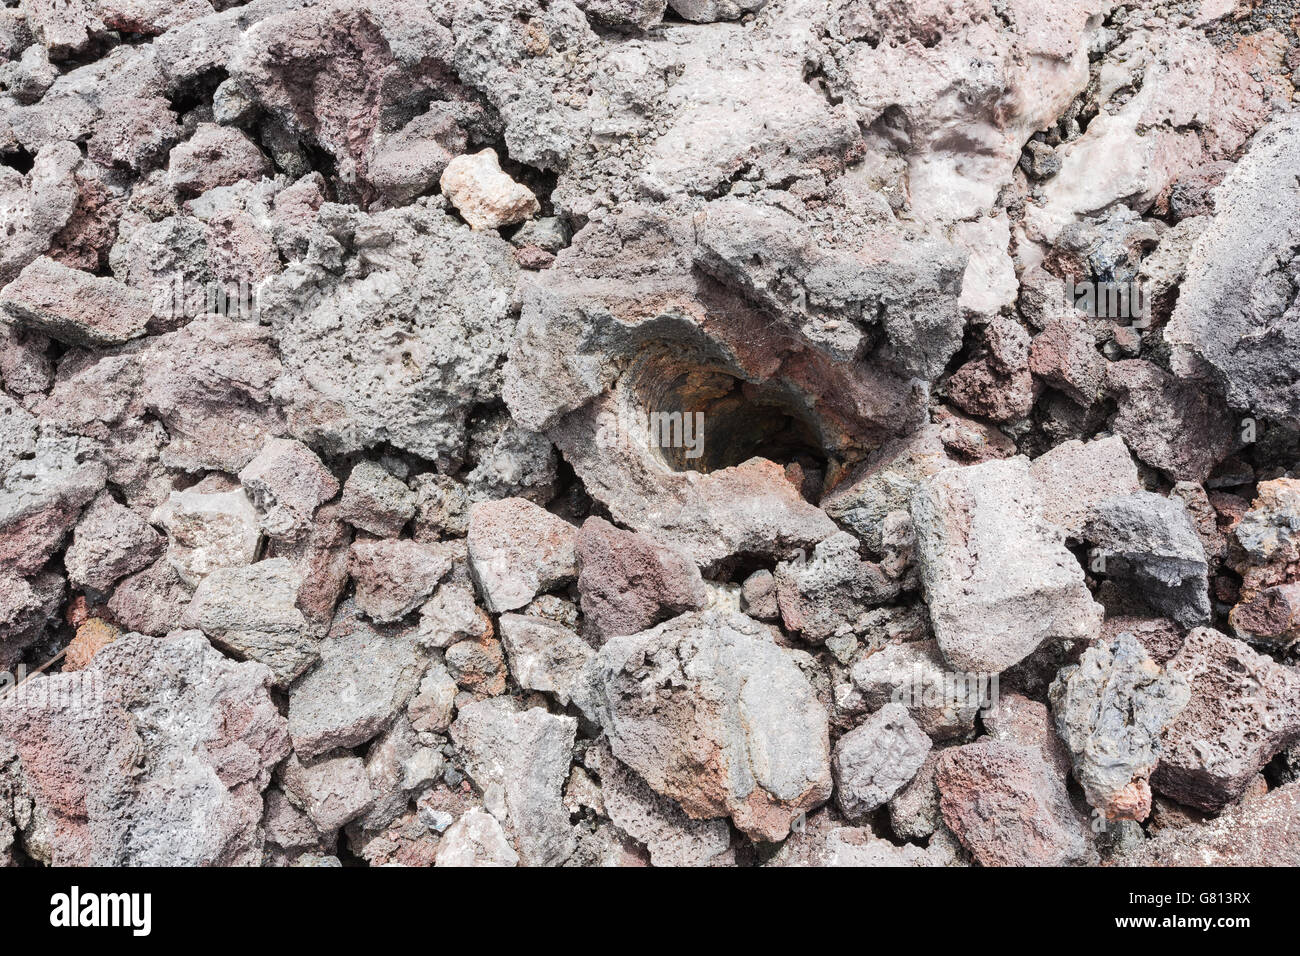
935 739 1095 867
1229 583 1300 647
1124 781 1300 866
0 256 151 347
1029 315 1105 407
105 559 191 636
445 636 507 697
0 629 289 866
62 618 120 671
1153 627 1300 812
267 503 353 625
238 438 339 542
946 317 1035 424
167 123 273 198
466 497 577 614
1106 359 1236 482
575 516 706 641
349 539 456 623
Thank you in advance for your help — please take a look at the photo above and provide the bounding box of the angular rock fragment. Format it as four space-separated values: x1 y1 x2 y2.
142 316 286 473
821 424 952 554
287 603 428 760
349 539 455 623
775 531 901 643
768 814 964 868
1083 492 1211 627
586 611 831 842
1121 782 1300 867
1049 633 1189 821
1166 114 1300 422
280 752 375 833
1153 627 1300 812
498 613 593 710
588 740 730 867
1106 360 1236 482
238 438 339 542
182 558 317 686
832 703 931 818
1028 435 1140 539
0 256 151 347
850 639 987 741
911 456 1102 673
574 516 705 640
444 634 507 697
150 485 261 587
260 202 519 467
106 558 190 637
450 698 577 867
63 490 165 593
466 497 576 614
416 582 492 649
935 740 1095 867
338 461 415 538
435 807 519 868
167 123 272 198
888 748 945 841
0 630 288 866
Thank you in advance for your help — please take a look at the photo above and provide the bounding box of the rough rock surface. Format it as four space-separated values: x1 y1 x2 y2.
912 456 1102 673
1049 633 1189 821
935 740 1095 867
0 630 288 865
1153 628 1300 813
0 0 1294 869
832 703 931 818
586 611 831 842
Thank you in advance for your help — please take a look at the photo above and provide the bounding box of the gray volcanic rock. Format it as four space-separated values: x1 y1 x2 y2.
1166 114 1300 422
1049 633 1189 821
0 0 1292 869
260 201 520 468
287 602 428 760
1083 492 1211 627
911 456 1103 673
832 703 931 818
0 630 288 866
585 611 831 842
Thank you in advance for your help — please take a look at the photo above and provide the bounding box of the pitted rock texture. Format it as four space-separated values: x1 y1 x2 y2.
0 0 1297 869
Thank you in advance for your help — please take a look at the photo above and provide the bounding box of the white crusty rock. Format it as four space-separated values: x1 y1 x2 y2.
435 807 519 867
150 485 261 588
498 613 594 711
911 456 1103 673
439 148 540 231
450 698 577 867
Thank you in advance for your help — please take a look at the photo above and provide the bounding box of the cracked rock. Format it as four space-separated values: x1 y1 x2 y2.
911 456 1103 673
1049 633 1190 821
586 610 831 842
